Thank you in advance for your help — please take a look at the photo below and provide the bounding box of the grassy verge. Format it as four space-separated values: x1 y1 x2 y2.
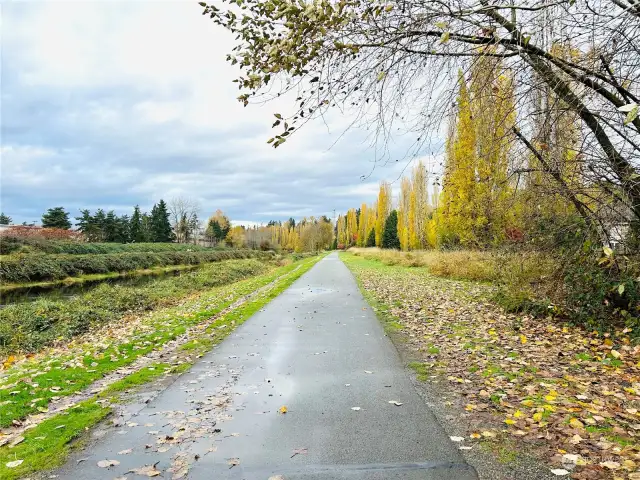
0 237 215 255
341 252 640 478
0 263 202 294
0 254 323 479
0 249 273 283
0 258 318 425
0 258 272 354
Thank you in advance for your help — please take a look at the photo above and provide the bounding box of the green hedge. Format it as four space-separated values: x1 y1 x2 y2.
0 250 274 283
0 258 272 353
0 236 216 255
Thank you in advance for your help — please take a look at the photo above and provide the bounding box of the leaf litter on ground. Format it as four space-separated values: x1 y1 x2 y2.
343 254 640 479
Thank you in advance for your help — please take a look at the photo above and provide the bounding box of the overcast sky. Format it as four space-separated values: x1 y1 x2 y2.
1 1 442 226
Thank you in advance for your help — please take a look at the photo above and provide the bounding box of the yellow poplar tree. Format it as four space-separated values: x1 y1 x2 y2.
357 204 368 246
398 177 412 251
440 72 477 247
470 53 515 245
411 160 430 249
375 182 392 247
346 208 358 246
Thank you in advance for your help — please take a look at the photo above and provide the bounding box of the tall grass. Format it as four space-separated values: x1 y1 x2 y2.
0 250 274 283
0 258 273 354
347 247 639 332
348 247 554 285
0 236 215 255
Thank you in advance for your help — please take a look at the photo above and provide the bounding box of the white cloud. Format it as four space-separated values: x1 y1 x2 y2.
1 1 439 224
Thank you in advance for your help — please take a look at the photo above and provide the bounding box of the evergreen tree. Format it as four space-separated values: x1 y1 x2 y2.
75 209 93 235
0 212 12 225
382 210 401 249
42 207 71 229
130 205 144 242
366 228 376 247
93 209 107 241
211 220 223 241
104 211 118 242
151 199 173 242
116 214 131 243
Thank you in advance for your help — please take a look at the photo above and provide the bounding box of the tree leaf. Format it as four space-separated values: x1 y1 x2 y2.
624 105 638 125
618 102 637 113
97 459 120 468
128 465 162 477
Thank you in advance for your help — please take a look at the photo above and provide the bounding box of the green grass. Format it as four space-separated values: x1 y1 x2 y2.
0 249 273 283
98 363 172 399
408 361 431 382
0 400 110 480
0 256 321 427
0 237 215 255
0 263 202 293
0 258 271 354
0 254 324 479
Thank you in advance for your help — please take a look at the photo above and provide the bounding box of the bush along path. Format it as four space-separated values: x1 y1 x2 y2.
0 249 274 283
1 258 272 354
341 253 640 480
0 255 322 479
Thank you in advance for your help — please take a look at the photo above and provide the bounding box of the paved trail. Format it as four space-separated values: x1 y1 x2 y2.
59 253 477 479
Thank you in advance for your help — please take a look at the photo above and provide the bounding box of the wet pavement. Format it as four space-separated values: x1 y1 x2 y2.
56 252 477 479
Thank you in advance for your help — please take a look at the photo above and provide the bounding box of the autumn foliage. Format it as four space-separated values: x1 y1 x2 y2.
0 226 83 241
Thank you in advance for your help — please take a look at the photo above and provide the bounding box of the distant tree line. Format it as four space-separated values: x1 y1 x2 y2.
28 202 173 243
75 200 173 243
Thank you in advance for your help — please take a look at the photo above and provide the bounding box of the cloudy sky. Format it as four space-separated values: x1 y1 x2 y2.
1 1 442 226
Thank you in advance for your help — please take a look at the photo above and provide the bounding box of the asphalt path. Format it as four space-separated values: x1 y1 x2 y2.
58 252 477 479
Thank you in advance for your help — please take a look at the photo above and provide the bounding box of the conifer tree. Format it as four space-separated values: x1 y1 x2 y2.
130 205 144 243
382 210 401 249
41 207 71 230
365 228 376 247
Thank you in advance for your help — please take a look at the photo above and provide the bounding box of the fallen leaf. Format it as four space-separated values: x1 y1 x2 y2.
97 459 120 468
290 447 308 458
364 370 373 374
279 406 288 414
227 458 240 468
600 461 620 470
550 469 570 476
5 460 23 468
569 434 582 444
351 407 361 411
128 465 162 477
118 449 132 455
268 476 285 480
450 436 465 442
569 418 584 429
388 400 403 406
8 436 24 448
459 446 472 450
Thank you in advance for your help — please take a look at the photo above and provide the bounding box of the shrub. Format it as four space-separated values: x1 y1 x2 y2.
0 250 275 283
0 258 271 354
0 236 216 255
